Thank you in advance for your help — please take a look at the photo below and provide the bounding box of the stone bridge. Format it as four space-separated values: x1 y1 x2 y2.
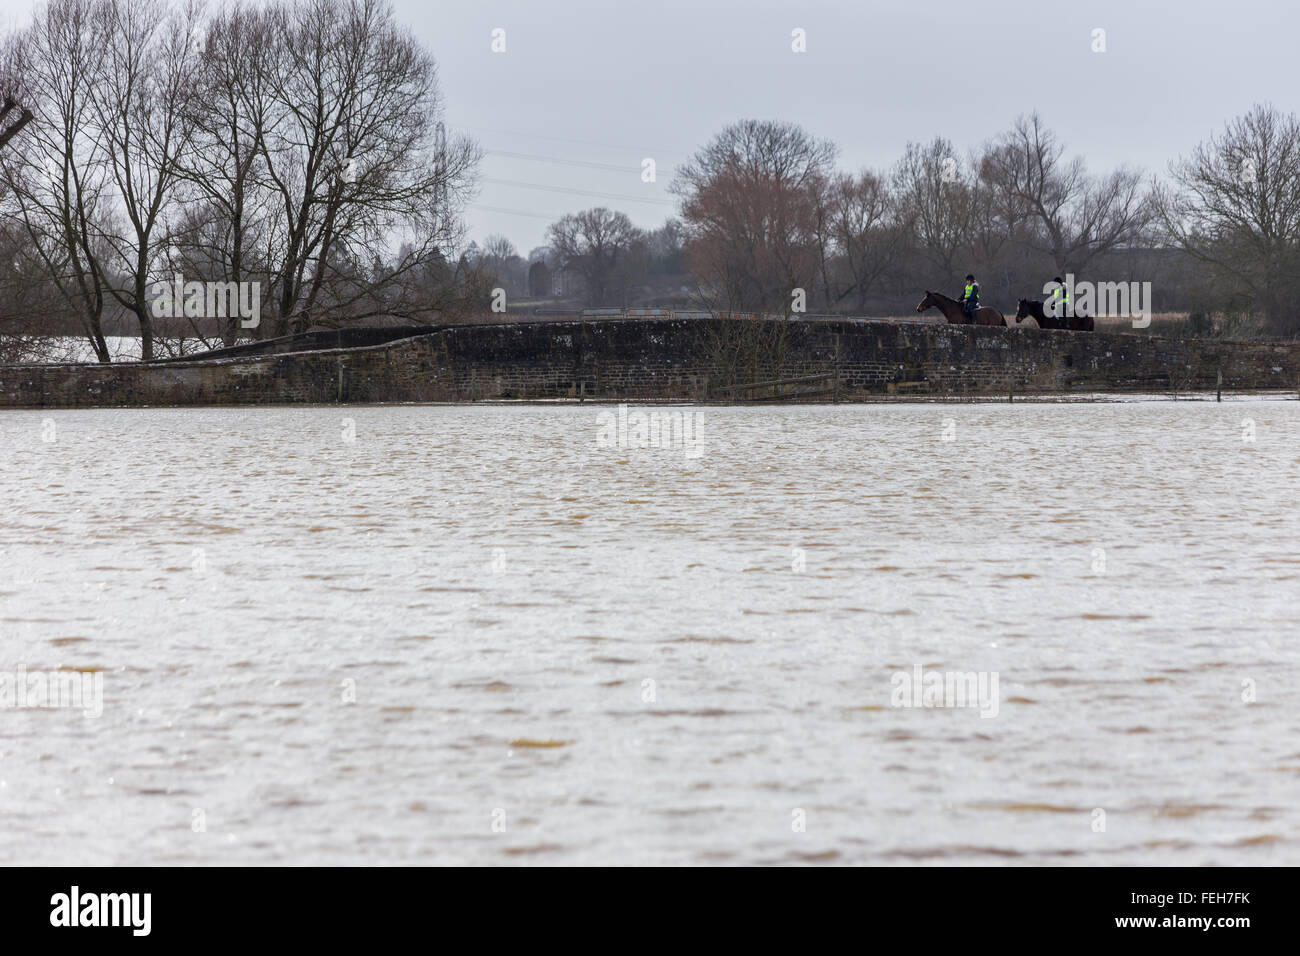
1 317 1297 407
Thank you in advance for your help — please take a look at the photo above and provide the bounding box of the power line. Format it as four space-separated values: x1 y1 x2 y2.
450 123 690 160
468 203 566 221
485 149 656 174
480 177 677 207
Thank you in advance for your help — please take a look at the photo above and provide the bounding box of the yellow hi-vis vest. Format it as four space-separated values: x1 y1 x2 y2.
1051 286 1068 316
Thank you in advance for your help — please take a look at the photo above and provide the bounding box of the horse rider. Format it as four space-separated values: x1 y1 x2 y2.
958 274 980 319
1048 276 1069 324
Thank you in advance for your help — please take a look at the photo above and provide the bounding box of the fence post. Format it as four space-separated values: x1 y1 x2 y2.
833 333 840 404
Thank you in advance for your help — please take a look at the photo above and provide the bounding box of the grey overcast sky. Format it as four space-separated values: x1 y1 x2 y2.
3 0 1294 252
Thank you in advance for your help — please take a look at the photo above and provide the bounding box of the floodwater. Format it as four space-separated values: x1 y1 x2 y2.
1 400 1297 865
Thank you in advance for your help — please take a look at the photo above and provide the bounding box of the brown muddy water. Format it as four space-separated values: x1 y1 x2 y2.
0 400 1297 864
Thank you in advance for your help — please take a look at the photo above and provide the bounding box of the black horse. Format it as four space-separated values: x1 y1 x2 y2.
1015 299 1094 331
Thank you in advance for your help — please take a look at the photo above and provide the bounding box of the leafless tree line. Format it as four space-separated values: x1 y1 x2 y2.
1151 104 1300 338
462 217 684 311
498 107 1300 339
2 0 1298 363
0 0 481 362
669 114 1157 320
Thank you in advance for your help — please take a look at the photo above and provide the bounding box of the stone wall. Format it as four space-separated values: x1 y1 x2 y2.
1 318 1297 408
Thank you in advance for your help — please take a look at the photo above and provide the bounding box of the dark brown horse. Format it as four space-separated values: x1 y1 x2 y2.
915 290 1005 327
1014 299 1094 331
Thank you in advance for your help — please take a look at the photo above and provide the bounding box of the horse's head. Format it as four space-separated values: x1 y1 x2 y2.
915 291 936 313
1015 299 1032 322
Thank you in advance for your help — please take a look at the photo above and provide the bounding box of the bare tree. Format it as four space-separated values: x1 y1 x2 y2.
481 234 516 262
980 113 1151 275
546 207 643 307
0 37 34 156
89 0 204 360
823 170 907 310
673 119 835 314
169 1 276 346
1152 103 1300 337
891 137 985 282
477 233 525 299
0 0 115 362
0 96 33 151
0 0 484 360
248 0 479 335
